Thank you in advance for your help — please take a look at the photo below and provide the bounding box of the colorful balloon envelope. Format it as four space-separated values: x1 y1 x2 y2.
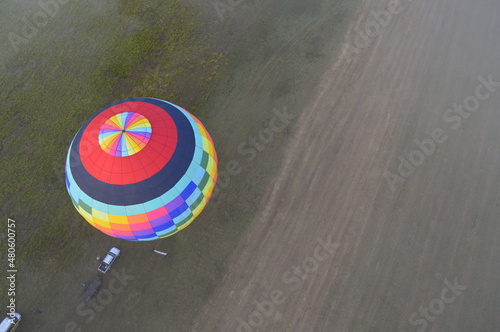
65 98 218 241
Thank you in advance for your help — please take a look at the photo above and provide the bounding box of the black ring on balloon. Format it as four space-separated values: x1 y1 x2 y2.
68 98 195 206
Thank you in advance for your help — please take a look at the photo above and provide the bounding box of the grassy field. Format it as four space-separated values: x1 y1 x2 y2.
0 2 226 329
0 0 361 330
0 0 224 265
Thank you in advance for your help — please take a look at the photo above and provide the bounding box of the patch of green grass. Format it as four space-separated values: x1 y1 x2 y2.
111 0 227 109
0 0 225 270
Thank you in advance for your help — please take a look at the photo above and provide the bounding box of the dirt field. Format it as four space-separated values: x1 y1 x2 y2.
191 0 500 331
3 0 500 331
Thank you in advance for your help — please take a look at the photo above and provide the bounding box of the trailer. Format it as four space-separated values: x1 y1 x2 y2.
80 275 103 302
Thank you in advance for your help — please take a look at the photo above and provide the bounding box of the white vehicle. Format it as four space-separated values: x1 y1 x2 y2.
0 313 21 332
98 247 120 274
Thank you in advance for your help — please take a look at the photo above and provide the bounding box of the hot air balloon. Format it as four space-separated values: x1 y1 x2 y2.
65 98 217 241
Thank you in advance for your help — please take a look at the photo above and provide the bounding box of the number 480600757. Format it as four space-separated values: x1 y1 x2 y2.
7 218 16 267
